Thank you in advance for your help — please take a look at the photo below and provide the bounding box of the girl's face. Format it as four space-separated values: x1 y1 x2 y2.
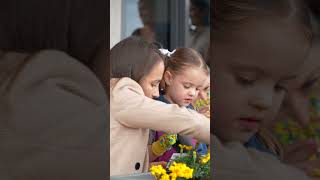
139 60 165 98
212 19 310 143
189 3 205 26
164 66 208 107
198 76 210 100
277 44 320 127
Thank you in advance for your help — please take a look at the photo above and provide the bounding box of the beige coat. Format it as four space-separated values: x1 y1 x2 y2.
0 50 107 180
110 77 210 176
212 135 313 180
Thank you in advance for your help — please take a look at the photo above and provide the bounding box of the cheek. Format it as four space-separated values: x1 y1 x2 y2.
172 83 184 94
199 91 205 99
215 71 247 102
143 86 152 97
140 81 152 98
290 93 310 112
266 93 285 121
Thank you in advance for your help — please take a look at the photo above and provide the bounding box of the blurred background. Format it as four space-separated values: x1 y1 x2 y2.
110 0 210 59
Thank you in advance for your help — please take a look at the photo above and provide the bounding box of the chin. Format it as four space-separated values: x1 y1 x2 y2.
237 132 256 143
223 132 254 144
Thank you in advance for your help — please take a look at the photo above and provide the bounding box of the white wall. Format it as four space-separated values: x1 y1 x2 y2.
110 0 122 49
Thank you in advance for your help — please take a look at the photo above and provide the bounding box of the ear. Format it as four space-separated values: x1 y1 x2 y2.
164 70 173 86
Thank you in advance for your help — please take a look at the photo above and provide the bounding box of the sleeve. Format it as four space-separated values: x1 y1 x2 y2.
212 135 312 180
0 50 107 180
111 79 210 144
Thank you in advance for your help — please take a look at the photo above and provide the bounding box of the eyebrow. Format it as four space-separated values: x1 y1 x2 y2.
183 82 194 86
152 80 161 83
231 64 297 81
280 75 297 81
230 64 266 74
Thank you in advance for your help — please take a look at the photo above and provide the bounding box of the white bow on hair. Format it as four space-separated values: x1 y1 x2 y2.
159 48 176 57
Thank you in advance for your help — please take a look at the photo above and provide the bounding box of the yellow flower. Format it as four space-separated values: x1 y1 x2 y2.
169 162 194 179
309 168 320 177
185 145 193 151
150 165 166 177
178 144 185 149
200 153 211 164
169 172 177 180
159 173 170 180
182 167 194 179
178 144 195 154
309 154 318 161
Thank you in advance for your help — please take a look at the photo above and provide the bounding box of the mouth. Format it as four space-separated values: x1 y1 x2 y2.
238 117 262 130
184 98 193 104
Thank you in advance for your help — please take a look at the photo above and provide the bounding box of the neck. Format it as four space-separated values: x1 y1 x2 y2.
163 94 175 104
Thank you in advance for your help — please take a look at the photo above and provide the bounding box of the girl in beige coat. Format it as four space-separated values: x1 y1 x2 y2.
110 37 210 176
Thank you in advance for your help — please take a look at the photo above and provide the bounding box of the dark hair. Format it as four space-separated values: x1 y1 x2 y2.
138 0 155 27
132 28 142 36
212 0 312 42
165 48 209 75
307 0 320 23
110 36 164 82
190 0 210 26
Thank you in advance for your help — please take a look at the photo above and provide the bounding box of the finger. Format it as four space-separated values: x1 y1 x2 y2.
284 143 318 163
284 139 317 154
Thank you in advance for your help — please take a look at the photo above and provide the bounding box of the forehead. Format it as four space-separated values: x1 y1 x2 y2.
214 18 309 79
174 66 207 85
145 60 165 79
296 44 320 81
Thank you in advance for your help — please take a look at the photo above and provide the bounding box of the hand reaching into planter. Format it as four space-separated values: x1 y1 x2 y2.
152 134 177 156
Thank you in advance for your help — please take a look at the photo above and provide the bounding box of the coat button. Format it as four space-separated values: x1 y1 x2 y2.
135 162 140 170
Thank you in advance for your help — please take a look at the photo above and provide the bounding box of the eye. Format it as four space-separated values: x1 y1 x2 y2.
151 82 160 87
301 78 318 91
184 84 191 89
235 75 256 86
274 83 287 93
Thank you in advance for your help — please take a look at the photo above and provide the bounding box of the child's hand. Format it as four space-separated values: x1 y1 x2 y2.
282 139 320 177
283 139 318 164
294 160 320 177
151 134 177 156
197 105 210 118
159 134 177 148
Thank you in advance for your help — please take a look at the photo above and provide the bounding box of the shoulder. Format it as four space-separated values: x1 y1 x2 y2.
110 77 145 104
111 77 144 95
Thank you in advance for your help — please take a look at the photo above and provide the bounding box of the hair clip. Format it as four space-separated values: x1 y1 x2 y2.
159 48 176 57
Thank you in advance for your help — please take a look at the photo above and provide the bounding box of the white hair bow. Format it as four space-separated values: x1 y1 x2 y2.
159 48 176 57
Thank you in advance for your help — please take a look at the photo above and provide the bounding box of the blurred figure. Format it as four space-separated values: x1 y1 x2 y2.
131 0 156 43
0 1 107 179
187 0 210 63
131 25 156 43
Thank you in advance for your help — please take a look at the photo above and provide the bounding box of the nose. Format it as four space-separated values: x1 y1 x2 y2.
188 88 197 97
249 88 273 112
152 89 160 99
